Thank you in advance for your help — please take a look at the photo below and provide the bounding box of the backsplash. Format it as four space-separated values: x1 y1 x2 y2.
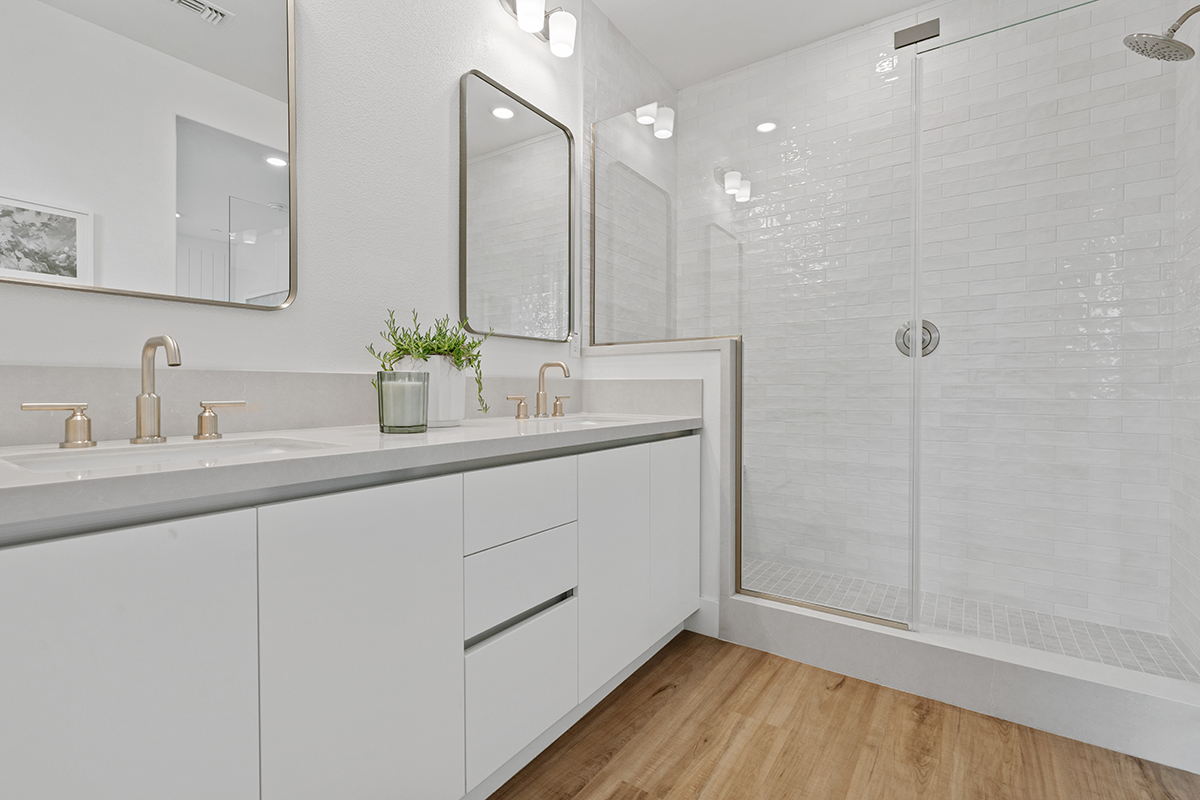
0 366 702 447
0 366 377 447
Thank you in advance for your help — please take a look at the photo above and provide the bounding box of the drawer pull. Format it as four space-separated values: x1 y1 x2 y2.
465 590 573 651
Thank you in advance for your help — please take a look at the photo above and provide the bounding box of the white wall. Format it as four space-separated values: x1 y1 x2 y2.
0 0 583 379
0 0 285 296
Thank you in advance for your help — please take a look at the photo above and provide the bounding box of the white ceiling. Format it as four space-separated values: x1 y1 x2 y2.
590 0 926 88
36 0 287 100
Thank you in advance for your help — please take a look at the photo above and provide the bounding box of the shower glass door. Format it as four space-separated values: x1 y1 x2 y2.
734 34 918 627
913 0 1194 679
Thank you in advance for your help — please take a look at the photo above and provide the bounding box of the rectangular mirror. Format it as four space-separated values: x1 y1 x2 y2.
460 71 572 341
0 0 295 310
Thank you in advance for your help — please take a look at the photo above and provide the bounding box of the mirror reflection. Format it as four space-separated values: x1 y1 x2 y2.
460 71 571 342
0 0 292 308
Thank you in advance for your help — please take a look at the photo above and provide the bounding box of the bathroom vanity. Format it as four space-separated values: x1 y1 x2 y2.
0 414 701 800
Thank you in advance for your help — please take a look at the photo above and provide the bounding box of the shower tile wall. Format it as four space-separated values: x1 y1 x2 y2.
466 134 569 338
918 1 1178 634
581 0 678 343
1171 0 1200 662
674 16 918 591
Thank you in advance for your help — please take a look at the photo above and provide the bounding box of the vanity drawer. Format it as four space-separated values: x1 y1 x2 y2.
463 456 577 555
465 596 578 790
464 522 577 641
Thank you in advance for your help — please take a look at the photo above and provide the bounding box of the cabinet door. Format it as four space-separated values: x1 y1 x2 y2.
0 510 260 800
650 435 701 641
578 444 651 701
258 475 465 800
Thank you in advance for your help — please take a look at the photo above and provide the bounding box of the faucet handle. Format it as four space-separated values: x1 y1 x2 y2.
195 400 246 441
506 395 529 420
21 403 97 449
552 396 571 417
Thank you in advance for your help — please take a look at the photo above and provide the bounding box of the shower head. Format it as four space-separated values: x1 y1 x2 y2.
1124 32 1195 61
1125 4 1200 61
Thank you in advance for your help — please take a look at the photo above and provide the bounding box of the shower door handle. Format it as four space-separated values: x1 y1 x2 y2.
896 320 939 357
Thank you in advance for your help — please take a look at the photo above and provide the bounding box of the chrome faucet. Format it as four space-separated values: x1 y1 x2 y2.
536 361 570 418
131 335 182 444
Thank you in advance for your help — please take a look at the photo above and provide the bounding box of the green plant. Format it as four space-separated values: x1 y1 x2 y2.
367 310 493 412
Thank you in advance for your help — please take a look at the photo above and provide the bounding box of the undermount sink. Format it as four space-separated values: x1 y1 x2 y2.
530 414 639 428
0 438 342 474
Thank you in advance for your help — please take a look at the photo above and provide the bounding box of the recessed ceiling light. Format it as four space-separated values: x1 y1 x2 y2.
175 212 181 218
492 107 515 120
756 122 777 133
266 156 288 167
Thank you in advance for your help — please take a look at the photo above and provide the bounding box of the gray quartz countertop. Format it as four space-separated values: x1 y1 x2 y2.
0 413 701 547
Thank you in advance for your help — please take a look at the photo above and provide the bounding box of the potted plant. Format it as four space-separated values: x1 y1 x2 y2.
367 310 491 428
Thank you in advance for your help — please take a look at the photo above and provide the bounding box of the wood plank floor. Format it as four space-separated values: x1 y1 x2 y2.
489 632 1200 800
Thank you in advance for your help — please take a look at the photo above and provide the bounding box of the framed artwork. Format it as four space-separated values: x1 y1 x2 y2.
0 196 93 286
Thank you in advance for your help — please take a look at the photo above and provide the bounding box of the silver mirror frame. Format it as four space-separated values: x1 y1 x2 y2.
0 0 298 312
459 69 574 342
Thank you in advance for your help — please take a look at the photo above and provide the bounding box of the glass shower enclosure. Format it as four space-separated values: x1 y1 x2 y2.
592 0 1199 681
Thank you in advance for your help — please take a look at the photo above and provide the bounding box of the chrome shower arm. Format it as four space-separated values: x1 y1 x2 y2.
1168 4 1200 36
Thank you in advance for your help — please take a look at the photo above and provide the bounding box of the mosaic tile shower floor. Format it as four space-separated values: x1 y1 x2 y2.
742 559 1200 684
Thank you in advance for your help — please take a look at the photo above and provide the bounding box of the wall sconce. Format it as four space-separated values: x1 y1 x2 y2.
715 168 752 203
499 0 577 58
654 107 675 138
634 101 674 138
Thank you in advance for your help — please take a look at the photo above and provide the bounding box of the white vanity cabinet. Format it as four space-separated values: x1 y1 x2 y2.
0 510 261 800
578 436 702 700
0 423 701 800
257 474 467 800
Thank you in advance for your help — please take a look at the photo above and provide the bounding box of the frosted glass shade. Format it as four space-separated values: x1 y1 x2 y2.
635 102 658 125
724 171 742 194
516 0 546 33
549 10 576 57
654 106 674 138
736 180 751 202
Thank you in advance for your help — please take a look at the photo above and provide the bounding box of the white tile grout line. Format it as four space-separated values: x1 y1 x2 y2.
743 559 1200 684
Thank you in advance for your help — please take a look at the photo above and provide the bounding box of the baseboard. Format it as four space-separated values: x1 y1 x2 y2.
720 593 1200 773
462 623 687 800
